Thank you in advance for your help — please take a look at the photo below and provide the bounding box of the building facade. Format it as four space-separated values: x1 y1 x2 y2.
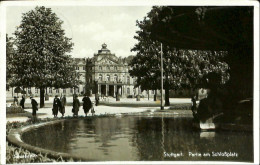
86 43 138 97
7 44 157 98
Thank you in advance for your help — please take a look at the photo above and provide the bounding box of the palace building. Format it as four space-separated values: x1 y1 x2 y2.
7 44 157 98
85 43 137 97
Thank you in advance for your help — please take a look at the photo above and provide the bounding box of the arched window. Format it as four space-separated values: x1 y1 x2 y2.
107 75 110 81
127 76 130 84
114 66 117 70
127 88 130 94
99 66 102 70
107 66 110 70
114 74 118 82
99 74 103 81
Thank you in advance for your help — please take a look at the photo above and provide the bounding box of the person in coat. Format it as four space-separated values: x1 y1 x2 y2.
30 96 38 122
82 94 92 116
73 95 80 117
53 95 61 118
20 95 25 109
60 95 67 117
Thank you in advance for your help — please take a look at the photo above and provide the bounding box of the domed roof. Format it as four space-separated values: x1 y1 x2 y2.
98 43 111 54
102 43 107 49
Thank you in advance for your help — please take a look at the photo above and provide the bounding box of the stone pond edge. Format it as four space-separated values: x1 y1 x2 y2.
7 119 95 162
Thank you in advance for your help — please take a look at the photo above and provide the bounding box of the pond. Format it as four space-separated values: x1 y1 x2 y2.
22 115 253 162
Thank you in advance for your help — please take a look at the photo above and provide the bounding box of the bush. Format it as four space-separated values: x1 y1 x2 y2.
6 106 25 114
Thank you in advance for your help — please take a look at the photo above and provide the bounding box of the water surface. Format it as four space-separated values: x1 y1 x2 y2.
22 115 253 162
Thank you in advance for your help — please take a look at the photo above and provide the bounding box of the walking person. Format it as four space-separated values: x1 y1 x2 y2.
20 95 25 109
60 95 67 117
73 95 80 117
82 94 92 117
30 96 38 122
53 95 61 118
13 96 18 106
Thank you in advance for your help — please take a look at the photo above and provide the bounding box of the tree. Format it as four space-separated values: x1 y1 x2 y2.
130 7 229 106
12 6 81 107
6 34 15 90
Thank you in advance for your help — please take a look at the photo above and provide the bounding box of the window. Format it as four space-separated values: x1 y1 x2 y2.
127 88 130 94
114 74 118 82
49 88 52 93
70 88 73 93
83 66 86 70
56 89 59 93
114 66 117 70
99 74 103 81
127 76 130 84
63 89 66 93
76 66 79 70
107 75 110 81
35 88 38 94
99 66 102 70
107 66 110 70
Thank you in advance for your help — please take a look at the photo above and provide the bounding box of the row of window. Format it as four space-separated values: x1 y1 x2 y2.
75 66 86 70
75 66 120 71
26 87 82 94
99 66 117 71
98 74 131 83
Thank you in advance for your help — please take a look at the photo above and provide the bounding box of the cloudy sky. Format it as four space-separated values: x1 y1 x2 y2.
6 6 152 58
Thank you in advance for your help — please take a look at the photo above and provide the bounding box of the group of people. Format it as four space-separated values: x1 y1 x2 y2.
52 95 67 117
53 94 94 118
14 94 96 119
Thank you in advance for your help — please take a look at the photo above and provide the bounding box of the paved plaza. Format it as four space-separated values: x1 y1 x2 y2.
6 97 193 123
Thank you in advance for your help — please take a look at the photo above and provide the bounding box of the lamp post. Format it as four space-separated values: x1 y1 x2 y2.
161 43 164 110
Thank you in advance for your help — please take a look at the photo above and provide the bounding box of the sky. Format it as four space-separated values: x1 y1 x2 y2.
6 6 152 58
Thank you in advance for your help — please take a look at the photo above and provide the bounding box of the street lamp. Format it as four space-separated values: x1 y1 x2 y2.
161 43 164 110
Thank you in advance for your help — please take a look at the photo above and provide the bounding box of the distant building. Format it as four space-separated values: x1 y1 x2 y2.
86 43 137 97
7 44 157 98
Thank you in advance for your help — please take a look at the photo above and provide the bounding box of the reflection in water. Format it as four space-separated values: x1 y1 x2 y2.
22 116 253 162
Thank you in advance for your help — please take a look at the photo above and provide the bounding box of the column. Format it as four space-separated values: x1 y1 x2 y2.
106 84 108 96
114 85 116 97
98 84 100 94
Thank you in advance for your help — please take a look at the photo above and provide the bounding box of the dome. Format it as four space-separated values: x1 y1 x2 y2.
102 43 107 49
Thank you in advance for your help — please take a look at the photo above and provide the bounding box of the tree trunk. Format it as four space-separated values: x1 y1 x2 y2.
165 75 170 106
165 81 170 106
154 90 157 101
40 87 45 108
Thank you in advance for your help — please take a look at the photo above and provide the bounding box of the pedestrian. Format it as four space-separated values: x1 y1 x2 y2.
53 95 61 118
30 96 38 122
82 94 92 116
95 93 99 106
60 95 66 117
13 96 18 106
20 95 25 109
73 95 80 117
